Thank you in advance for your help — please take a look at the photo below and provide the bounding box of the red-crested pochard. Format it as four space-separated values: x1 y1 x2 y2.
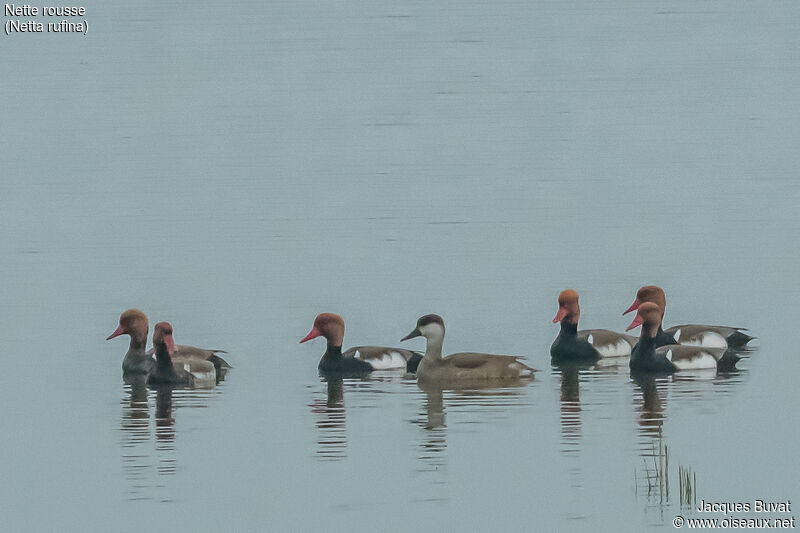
109 309 230 377
624 286 754 349
400 314 535 383
147 322 217 388
107 309 153 375
147 338 231 375
627 302 729 373
551 289 637 362
300 313 422 374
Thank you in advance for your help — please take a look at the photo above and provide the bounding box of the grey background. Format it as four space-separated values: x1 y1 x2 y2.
1 1 797 531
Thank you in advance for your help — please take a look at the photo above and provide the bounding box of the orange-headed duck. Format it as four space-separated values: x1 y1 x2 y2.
551 289 637 362
627 302 729 373
147 322 216 388
107 309 152 375
300 313 422 375
624 286 754 349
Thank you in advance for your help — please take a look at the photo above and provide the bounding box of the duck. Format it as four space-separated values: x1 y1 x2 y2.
147 336 231 376
107 309 153 375
623 286 754 348
627 302 728 373
551 289 637 362
300 313 422 375
147 322 217 388
400 314 535 383
108 309 230 377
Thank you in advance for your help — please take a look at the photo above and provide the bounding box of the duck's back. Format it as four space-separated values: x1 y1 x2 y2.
419 352 534 382
343 346 421 370
665 326 729 349
656 345 726 370
174 345 228 361
665 324 742 339
578 329 636 357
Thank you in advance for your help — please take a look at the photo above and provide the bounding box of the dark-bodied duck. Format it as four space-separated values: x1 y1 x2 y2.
147 336 231 375
107 309 153 375
300 313 422 374
627 302 728 373
624 285 754 348
551 289 637 362
400 314 535 383
147 322 217 388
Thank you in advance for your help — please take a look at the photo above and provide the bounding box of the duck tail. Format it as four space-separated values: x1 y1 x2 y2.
727 330 756 349
208 354 232 370
517 360 537 378
717 350 742 372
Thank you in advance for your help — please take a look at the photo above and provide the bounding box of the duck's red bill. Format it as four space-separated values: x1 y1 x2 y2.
300 326 321 344
623 299 640 315
552 307 568 324
106 325 124 340
626 313 643 331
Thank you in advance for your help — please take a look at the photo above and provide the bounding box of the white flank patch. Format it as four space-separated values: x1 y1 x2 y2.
354 350 361 359
185 363 216 388
672 351 718 370
368 351 407 370
597 339 632 358
193 372 216 388
587 334 594 344
680 331 727 349
665 349 673 361
673 328 681 342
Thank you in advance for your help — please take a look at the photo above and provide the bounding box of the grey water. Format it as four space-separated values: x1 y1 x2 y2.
1 0 798 531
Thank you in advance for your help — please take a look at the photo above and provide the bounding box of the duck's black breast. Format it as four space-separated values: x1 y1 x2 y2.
551 323 600 362
147 347 181 385
629 340 677 373
147 362 180 385
318 345 373 376
632 328 677 351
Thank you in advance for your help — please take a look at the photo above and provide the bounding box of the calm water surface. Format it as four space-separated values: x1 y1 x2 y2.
1 1 798 531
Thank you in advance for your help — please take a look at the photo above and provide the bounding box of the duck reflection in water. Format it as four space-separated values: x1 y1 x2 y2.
152 385 177 476
552 362 590 455
118 378 179 497
120 375 151 499
415 380 531 471
122 375 149 421
309 375 347 461
415 382 448 473
632 374 667 440
153 385 176 444
629 373 673 509
120 379 220 499
552 359 629 456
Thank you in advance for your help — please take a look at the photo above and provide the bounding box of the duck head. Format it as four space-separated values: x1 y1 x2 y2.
626 301 663 338
553 289 580 325
153 321 176 357
623 285 666 315
300 313 345 346
401 314 445 343
107 309 148 344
